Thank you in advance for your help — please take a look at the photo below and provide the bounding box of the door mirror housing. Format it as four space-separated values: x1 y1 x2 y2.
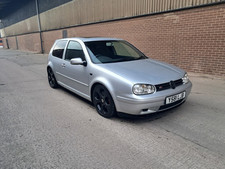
70 58 87 66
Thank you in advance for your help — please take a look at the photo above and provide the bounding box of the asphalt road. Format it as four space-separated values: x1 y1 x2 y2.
0 49 225 169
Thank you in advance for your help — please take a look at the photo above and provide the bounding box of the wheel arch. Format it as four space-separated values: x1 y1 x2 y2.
90 80 117 111
47 61 54 71
47 65 52 71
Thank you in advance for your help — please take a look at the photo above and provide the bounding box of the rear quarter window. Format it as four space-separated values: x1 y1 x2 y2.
52 40 67 59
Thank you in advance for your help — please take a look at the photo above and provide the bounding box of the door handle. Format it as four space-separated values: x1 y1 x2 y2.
61 63 66 68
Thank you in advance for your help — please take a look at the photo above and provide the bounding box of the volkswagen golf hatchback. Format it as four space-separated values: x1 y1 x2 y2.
47 37 192 118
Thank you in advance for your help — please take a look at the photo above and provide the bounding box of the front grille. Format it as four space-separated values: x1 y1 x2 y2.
158 99 184 111
155 82 171 91
174 79 183 86
155 79 183 92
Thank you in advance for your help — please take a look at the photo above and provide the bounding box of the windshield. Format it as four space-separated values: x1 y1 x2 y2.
85 40 147 64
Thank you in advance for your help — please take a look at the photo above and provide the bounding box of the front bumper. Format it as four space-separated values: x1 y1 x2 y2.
115 82 192 115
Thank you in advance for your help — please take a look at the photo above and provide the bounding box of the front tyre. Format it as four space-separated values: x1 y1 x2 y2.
47 68 58 88
92 85 116 118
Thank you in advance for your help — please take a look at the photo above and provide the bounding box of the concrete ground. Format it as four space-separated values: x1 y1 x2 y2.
0 49 225 169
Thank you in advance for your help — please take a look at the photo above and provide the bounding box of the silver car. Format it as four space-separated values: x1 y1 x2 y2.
47 37 192 118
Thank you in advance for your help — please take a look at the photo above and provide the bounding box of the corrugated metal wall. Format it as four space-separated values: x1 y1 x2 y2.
71 0 224 23
40 0 225 31
2 0 225 36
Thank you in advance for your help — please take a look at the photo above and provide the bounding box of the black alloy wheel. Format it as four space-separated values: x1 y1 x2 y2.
47 68 58 88
92 85 116 118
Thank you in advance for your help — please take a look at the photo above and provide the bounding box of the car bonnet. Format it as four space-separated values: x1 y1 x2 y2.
96 59 185 85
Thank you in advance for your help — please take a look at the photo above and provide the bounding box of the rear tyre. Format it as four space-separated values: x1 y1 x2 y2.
47 68 58 88
92 85 116 118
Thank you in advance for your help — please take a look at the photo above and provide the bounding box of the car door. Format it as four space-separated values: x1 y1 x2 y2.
51 40 67 82
59 40 89 98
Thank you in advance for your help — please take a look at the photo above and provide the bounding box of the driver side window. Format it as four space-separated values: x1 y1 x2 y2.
65 41 85 61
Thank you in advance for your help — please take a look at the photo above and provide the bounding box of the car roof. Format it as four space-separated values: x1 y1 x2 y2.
57 37 123 42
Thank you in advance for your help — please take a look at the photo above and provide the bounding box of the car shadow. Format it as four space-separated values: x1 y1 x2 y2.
115 102 185 124
57 85 183 123
116 109 176 123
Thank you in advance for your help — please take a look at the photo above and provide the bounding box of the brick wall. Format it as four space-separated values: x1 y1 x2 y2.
7 37 17 50
42 30 62 53
4 3 225 76
3 33 42 53
17 33 42 53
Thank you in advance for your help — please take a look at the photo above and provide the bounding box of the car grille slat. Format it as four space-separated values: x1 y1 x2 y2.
155 79 183 92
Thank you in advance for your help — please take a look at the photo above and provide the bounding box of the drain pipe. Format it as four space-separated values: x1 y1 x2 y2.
35 0 44 53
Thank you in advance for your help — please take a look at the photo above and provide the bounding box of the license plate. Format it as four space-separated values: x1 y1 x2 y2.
166 92 186 104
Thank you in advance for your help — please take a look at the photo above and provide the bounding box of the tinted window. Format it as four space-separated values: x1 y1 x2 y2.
85 40 146 64
65 41 85 61
52 40 67 59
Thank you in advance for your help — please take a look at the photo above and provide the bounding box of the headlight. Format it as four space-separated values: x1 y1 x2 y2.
133 84 155 95
182 73 189 84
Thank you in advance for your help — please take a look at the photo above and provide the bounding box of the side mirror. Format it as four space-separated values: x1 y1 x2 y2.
70 58 87 66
